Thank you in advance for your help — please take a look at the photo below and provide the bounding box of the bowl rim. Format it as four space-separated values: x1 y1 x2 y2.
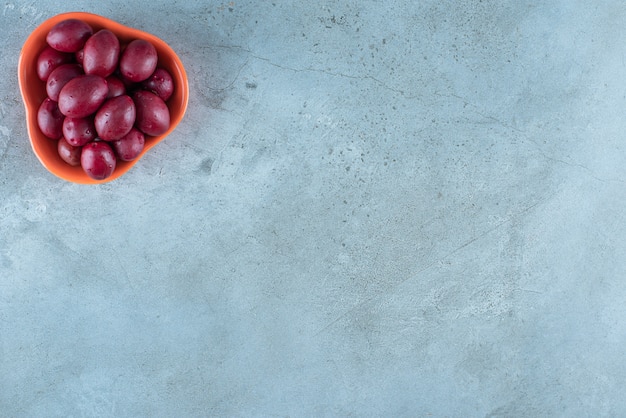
18 11 189 184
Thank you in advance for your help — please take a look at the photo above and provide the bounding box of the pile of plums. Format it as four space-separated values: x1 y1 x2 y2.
36 18 174 180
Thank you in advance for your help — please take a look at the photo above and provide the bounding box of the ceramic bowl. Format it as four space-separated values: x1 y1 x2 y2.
18 12 189 184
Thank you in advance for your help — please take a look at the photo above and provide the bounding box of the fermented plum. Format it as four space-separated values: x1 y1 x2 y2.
58 74 108 118
95 95 136 141
37 98 65 139
36 45 73 81
141 68 174 101
46 19 93 53
119 39 157 82
83 29 120 77
105 75 126 98
112 128 145 161
57 137 82 166
46 63 83 102
132 90 170 136
62 116 96 147
80 141 116 180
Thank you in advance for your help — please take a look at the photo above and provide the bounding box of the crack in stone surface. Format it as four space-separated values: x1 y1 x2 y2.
201 43 418 98
435 91 626 185
313 198 547 337
207 58 250 92
525 138 626 185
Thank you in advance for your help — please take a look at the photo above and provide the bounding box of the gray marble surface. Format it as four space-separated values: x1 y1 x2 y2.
2 1 626 416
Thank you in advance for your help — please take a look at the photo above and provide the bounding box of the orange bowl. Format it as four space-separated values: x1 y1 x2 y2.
18 12 189 184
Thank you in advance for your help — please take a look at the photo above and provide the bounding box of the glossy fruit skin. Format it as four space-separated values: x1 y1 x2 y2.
75 48 84 64
57 137 82 166
80 141 117 180
112 128 145 161
58 74 108 118
46 63 83 102
141 68 174 101
133 90 170 136
83 29 120 77
62 116 96 147
119 39 158 82
105 75 126 98
46 19 93 53
37 98 65 139
36 45 73 81
95 95 136 141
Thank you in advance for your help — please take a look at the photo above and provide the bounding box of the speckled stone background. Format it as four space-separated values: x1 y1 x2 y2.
2 1 626 416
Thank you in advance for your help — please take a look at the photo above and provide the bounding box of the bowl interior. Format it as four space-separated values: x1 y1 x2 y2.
18 12 189 184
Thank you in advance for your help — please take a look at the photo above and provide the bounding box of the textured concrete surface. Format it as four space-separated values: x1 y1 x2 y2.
2 1 626 416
